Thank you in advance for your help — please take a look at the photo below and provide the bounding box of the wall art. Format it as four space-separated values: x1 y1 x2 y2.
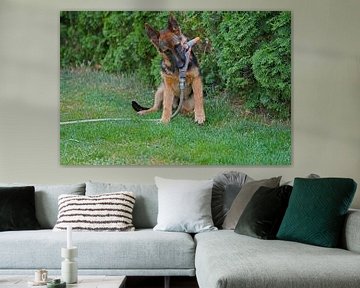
60 11 291 166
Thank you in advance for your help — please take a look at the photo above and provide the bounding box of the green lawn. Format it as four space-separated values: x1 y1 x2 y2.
60 70 291 165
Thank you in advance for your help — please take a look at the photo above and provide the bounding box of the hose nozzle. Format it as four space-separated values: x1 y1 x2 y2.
184 37 200 50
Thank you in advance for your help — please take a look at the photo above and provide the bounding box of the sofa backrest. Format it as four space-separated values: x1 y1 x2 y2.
86 181 158 229
0 182 86 229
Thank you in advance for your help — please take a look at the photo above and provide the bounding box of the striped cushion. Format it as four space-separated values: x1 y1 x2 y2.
53 192 136 232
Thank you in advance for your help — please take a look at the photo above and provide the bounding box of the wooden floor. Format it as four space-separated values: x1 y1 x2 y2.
126 276 199 288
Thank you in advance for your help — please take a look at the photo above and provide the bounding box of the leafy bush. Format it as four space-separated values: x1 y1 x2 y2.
60 11 291 119
252 12 291 118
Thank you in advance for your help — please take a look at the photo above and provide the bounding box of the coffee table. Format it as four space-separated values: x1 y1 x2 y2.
0 275 126 288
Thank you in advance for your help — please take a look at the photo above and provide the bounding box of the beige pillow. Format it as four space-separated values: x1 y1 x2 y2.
222 177 281 230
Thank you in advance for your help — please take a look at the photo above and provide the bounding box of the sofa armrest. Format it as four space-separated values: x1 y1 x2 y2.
342 209 360 253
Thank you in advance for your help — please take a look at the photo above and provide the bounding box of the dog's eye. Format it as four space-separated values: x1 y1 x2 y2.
160 45 173 54
159 44 171 54
164 50 173 57
159 41 170 52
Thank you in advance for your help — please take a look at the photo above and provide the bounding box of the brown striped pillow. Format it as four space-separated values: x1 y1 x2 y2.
53 192 136 232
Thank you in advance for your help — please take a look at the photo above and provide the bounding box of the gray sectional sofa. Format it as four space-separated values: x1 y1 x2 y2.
0 180 360 288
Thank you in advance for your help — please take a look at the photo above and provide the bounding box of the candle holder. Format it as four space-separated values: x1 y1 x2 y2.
61 247 78 284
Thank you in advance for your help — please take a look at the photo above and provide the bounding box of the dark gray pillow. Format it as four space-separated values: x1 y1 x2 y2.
223 176 282 230
235 185 292 239
212 171 250 228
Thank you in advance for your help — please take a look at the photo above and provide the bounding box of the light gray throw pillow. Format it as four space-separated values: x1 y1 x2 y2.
153 177 217 233
222 176 281 230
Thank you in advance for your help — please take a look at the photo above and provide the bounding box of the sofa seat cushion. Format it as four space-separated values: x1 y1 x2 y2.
195 230 360 288
0 229 195 271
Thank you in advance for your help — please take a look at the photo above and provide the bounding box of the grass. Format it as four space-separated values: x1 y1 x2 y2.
60 70 291 166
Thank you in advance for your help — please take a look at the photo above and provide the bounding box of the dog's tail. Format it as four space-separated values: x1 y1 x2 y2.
132 100 149 112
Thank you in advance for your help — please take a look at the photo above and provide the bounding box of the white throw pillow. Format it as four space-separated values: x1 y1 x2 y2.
53 192 135 232
153 177 217 233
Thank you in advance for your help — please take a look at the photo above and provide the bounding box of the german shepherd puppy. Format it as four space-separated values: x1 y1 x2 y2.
132 15 205 124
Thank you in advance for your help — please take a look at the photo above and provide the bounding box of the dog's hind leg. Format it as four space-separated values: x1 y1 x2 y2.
134 84 164 115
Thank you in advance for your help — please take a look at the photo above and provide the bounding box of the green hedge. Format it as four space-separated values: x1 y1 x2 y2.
60 11 291 119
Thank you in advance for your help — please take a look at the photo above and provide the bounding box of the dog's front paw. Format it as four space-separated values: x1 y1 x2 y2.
195 114 205 125
137 110 146 115
160 116 171 124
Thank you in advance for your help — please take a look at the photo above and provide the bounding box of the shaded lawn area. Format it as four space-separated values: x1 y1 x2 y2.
60 70 291 166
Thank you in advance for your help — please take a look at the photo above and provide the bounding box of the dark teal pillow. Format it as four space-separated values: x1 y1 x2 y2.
276 178 357 247
0 186 41 231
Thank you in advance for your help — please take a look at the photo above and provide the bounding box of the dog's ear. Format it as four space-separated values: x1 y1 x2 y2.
145 23 160 47
168 15 181 36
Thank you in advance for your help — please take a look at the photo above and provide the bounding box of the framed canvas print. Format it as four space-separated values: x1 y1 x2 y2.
60 11 291 166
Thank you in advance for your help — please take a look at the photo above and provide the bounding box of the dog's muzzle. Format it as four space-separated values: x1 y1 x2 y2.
174 44 187 69
175 37 200 69
171 37 201 69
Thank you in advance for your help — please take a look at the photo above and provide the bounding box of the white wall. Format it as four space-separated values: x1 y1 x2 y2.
0 0 359 208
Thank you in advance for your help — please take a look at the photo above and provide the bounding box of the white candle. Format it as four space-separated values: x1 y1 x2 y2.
67 225 72 249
